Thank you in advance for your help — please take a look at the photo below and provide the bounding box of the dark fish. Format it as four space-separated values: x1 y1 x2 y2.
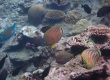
0 54 8 70
12 66 22 76
41 65 51 79
0 23 16 42
57 0 60 4
0 70 8 80
81 4 91 14
41 26 51 33
97 6 110 17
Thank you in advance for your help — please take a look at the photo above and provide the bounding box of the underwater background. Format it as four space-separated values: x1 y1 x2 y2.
0 0 110 80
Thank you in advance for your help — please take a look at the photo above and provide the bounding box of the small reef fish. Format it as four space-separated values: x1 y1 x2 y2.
81 47 101 69
12 66 22 76
44 26 63 46
0 54 8 70
81 4 91 14
97 6 110 17
41 65 51 79
0 23 16 42
0 70 8 80
55 50 73 64
41 26 51 33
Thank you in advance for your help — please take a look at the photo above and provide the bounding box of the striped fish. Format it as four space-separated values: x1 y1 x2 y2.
44 26 63 46
0 23 16 42
81 47 101 69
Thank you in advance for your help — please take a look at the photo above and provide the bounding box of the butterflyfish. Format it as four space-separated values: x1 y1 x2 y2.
44 26 63 46
55 50 73 64
81 47 101 69
0 23 16 42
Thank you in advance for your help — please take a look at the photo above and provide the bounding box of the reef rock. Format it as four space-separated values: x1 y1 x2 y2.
45 55 106 80
21 26 42 38
56 25 110 51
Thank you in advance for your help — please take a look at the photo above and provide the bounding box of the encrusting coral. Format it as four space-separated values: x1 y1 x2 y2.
28 4 46 25
64 10 82 24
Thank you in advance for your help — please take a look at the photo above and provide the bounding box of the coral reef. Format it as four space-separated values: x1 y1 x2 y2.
64 10 82 24
28 4 46 25
45 55 107 80
43 10 65 23
56 25 110 52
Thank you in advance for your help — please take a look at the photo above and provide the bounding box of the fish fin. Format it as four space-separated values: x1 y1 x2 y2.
52 43 57 48
81 4 84 7
12 23 17 31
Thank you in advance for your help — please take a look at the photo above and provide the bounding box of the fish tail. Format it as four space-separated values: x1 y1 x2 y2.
12 23 17 31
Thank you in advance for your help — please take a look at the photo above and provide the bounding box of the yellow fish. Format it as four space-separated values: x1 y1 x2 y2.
81 47 101 69
44 26 63 46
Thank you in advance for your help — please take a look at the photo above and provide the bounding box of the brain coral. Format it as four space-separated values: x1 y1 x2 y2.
52 0 69 6
64 10 82 24
44 10 65 21
28 4 46 25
